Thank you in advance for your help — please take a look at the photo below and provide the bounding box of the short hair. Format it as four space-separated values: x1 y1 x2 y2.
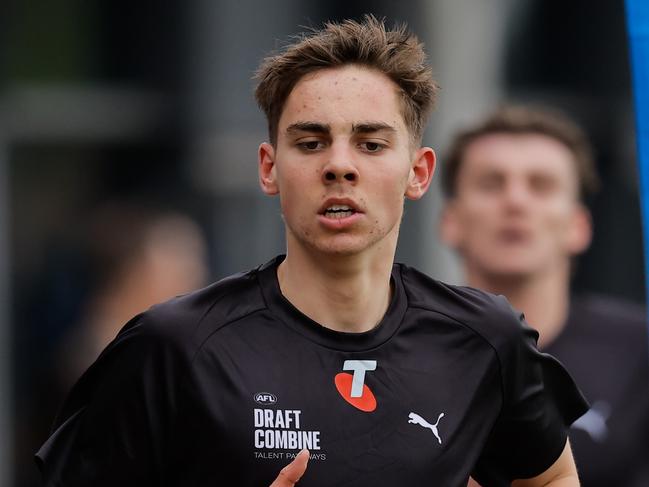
442 105 600 201
254 15 438 145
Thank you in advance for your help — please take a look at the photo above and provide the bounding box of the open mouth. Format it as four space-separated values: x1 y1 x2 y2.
324 205 356 219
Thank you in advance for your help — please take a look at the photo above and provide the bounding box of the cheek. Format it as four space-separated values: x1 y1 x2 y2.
461 199 499 227
277 184 308 226
451 204 501 247
371 174 408 213
541 201 575 232
376 164 410 193
277 166 311 199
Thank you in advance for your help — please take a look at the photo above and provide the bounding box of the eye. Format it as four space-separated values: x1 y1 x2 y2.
296 140 327 152
359 141 385 153
530 174 559 195
475 173 503 192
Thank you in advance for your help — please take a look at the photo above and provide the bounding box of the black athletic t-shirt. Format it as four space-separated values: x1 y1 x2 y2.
543 295 649 487
36 256 588 486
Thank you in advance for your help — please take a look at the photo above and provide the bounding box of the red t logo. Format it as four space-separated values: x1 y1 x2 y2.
334 360 377 412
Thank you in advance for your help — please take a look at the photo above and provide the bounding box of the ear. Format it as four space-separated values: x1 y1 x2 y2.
258 142 279 195
405 147 436 200
439 201 462 249
567 204 592 255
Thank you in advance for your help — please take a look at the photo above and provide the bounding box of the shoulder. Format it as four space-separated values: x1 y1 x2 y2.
563 293 648 363
90 265 270 383
135 266 267 349
397 263 533 351
397 263 543 400
565 293 648 354
51 265 269 427
570 293 646 331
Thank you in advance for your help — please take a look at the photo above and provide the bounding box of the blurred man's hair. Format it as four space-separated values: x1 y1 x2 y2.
442 105 600 201
254 14 438 146
85 203 207 292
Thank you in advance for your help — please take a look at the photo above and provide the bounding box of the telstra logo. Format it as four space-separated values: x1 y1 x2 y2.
334 360 377 412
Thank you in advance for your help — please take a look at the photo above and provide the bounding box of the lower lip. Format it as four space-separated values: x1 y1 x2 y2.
317 212 364 230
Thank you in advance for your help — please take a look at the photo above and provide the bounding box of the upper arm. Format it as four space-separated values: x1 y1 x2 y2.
471 297 588 484
512 439 580 487
36 317 188 485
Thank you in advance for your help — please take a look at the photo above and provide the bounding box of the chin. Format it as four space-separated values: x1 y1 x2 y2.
313 239 372 256
488 268 535 280
480 262 542 282
306 233 390 257
477 248 534 269
288 222 398 258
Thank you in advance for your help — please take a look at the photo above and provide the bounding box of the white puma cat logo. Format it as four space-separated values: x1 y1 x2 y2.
408 412 445 444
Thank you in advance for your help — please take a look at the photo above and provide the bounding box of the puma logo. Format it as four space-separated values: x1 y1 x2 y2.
408 412 444 444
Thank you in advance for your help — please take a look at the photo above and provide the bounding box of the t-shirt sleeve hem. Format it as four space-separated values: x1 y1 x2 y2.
513 429 570 481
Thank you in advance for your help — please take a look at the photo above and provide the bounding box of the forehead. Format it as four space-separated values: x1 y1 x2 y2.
460 132 578 182
278 65 407 133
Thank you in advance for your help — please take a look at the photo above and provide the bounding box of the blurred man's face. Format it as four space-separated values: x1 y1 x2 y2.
441 133 591 281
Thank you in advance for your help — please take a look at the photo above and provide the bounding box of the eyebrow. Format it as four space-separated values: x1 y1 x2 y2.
352 122 397 134
285 121 397 136
285 122 331 135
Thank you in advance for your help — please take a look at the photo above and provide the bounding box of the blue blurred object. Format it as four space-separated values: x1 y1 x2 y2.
626 0 649 308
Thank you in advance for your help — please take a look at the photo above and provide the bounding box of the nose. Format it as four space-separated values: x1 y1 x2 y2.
503 180 531 211
322 145 359 185
323 169 357 183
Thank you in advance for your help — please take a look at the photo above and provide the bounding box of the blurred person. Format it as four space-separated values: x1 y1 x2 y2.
37 17 588 486
57 203 210 389
440 105 649 487
15 203 210 487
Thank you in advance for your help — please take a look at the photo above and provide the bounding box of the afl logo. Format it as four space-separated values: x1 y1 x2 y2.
254 392 277 405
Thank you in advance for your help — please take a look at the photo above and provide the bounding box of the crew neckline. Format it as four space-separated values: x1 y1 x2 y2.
257 255 408 352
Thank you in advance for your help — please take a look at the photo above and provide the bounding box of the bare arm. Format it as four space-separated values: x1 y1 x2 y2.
469 440 579 487
511 440 579 487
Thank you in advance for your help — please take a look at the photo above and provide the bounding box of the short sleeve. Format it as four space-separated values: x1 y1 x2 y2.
472 302 589 484
35 314 187 486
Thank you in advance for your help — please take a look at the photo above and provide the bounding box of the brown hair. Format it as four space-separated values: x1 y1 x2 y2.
254 15 438 145
442 105 600 201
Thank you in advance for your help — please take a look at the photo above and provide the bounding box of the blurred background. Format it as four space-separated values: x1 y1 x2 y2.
1 1 643 485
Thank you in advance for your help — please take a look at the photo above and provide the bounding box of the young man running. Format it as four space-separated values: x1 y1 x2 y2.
37 18 587 486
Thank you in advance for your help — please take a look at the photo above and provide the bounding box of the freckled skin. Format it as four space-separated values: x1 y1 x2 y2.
269 65 417 257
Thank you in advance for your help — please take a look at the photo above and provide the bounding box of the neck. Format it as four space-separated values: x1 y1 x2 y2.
278 238 397 333
466 263 571 348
